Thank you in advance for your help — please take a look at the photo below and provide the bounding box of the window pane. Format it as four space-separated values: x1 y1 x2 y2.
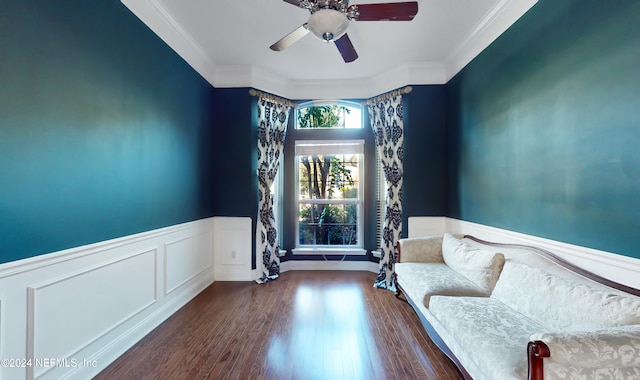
298 203 358 246
297 154 359 200
296 105 362 129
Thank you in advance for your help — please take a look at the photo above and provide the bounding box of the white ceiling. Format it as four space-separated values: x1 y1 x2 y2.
121 0 537 100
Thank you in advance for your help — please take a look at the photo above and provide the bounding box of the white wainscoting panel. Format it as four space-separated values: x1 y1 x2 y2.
213 217 253 281
27 249 157 379
165 232 212 295
0 218 215 380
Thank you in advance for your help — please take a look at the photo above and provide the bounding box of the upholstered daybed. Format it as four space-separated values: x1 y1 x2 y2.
394 233 640 380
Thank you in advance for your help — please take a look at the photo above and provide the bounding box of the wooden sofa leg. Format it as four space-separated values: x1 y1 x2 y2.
393 273 401 299
393 279 408 303
395 288 408 303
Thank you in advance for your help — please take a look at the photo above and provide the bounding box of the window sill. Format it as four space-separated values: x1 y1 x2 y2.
372 250 382 259
292 248 367 256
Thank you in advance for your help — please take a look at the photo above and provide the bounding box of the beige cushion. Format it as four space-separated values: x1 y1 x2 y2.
398 236 444 263
492 260 640 331
441 233 505 293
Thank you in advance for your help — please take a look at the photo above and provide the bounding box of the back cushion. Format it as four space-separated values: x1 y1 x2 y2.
398 235 444 263
492 260 640 331
441 233 505 293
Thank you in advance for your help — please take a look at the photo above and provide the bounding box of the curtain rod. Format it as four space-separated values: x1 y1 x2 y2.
248 89 295 107
365 86 412 106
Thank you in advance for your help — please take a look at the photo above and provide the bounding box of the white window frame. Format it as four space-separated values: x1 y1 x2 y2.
292 139 366 255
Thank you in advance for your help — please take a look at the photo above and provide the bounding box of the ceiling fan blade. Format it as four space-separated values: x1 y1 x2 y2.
270 24 310 51
282 0 301 6
350 2 419 21
334 33 358 63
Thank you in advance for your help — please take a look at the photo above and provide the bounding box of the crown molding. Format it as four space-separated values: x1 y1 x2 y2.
121 0 218 85
121 0 537 100
444 0 538 80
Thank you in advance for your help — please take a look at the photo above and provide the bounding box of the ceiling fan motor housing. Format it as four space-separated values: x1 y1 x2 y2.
301 0 350 13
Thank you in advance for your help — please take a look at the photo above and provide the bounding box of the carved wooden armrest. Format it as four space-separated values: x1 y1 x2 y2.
528 340 551 380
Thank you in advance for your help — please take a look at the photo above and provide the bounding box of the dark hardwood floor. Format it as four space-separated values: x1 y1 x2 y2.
95 271 463 380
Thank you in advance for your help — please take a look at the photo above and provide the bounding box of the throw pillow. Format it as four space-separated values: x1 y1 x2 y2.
441 233 506 292
492 260 640 331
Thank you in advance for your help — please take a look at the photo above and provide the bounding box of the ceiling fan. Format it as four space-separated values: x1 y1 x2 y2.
270 0 419 63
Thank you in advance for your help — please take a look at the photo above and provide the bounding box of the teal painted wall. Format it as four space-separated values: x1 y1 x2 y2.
4 0 637 266
446 0 640 258
0 1 217 263
403 85 448 235
209 89 256 218
208 88 258 268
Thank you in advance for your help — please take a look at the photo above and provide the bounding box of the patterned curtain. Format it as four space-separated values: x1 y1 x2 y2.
368 94 404 290
256 96 291 284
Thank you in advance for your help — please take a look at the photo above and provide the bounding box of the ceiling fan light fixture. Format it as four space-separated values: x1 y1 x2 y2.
306 9 349 42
